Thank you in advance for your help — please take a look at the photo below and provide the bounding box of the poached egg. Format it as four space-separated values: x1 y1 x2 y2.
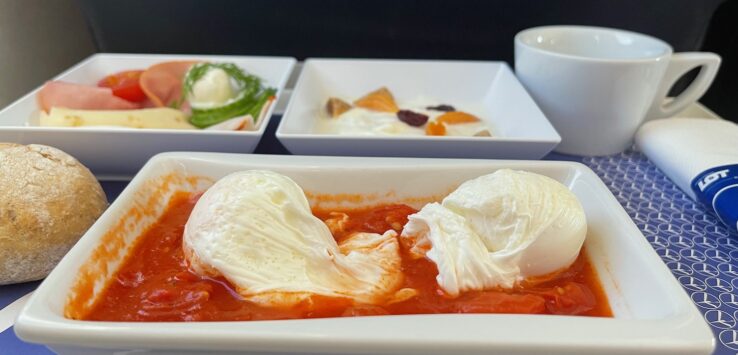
401 169 587 296
183 170 403 307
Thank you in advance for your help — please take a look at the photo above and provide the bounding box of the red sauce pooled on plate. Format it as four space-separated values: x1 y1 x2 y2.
81 192 612 321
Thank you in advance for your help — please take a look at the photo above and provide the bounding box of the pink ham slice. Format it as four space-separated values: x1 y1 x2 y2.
37 81 140 112
139 60 200 107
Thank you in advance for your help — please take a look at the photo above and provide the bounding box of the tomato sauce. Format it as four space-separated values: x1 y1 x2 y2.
81 192 612 321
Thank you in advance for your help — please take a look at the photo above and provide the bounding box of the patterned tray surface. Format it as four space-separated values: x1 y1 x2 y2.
576 151 738 354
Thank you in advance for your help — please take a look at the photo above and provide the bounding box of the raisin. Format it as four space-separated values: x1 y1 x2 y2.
397 110 429 127
426 104 455 112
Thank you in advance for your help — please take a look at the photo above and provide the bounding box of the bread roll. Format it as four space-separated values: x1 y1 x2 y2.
0 143 107 285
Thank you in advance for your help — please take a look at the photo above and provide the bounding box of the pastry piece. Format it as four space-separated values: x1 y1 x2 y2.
0 144 108 285
353 87 399 113
326 97 352 118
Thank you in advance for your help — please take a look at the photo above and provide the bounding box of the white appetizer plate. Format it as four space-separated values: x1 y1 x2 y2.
0 53 295 179
15 153 713 355
277 59 561 159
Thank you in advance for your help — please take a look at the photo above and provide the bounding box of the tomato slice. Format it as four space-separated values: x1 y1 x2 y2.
98 70 147 102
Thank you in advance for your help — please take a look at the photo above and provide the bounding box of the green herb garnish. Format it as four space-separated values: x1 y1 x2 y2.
183 63 275 128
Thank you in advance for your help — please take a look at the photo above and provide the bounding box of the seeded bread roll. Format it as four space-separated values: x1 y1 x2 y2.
0 143 107 285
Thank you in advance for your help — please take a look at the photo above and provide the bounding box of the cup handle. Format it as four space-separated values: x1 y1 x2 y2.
647 52 721 119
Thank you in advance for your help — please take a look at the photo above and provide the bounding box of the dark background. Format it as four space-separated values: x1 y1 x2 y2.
78 0 737 122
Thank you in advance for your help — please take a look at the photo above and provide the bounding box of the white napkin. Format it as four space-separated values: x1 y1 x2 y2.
635 117 738 200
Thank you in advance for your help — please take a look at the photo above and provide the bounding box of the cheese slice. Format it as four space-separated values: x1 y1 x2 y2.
40 107 196 129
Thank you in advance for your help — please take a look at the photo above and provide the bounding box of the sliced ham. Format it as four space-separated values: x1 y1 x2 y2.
139 60 200 107
37 81 139 112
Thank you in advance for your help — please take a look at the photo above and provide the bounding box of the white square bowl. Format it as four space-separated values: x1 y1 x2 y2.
276 59 561 159
0 53 296 179
15 153 713 355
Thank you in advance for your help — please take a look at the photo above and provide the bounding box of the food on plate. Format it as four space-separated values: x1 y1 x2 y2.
317 86 491 137
40 107 196 130
139 60 200 107
37 60 276 131
183 170 405 307
0 143 107 285
326 97 351 118
401 169 587 296
38 81 139 112
353 87 399 113
97 70 148 102
183 63 277 128
425 111 489 136
72 170 610 321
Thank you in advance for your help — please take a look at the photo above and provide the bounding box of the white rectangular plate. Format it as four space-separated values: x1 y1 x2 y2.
277 59 561 159
0 53 296 179
15 153 713 355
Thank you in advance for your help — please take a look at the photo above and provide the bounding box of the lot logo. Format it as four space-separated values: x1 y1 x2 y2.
697 169 729 192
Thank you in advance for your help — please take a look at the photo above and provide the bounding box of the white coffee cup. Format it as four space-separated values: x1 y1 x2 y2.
515 25 721 156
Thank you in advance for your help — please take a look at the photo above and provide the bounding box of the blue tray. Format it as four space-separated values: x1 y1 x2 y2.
2 148 736 354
